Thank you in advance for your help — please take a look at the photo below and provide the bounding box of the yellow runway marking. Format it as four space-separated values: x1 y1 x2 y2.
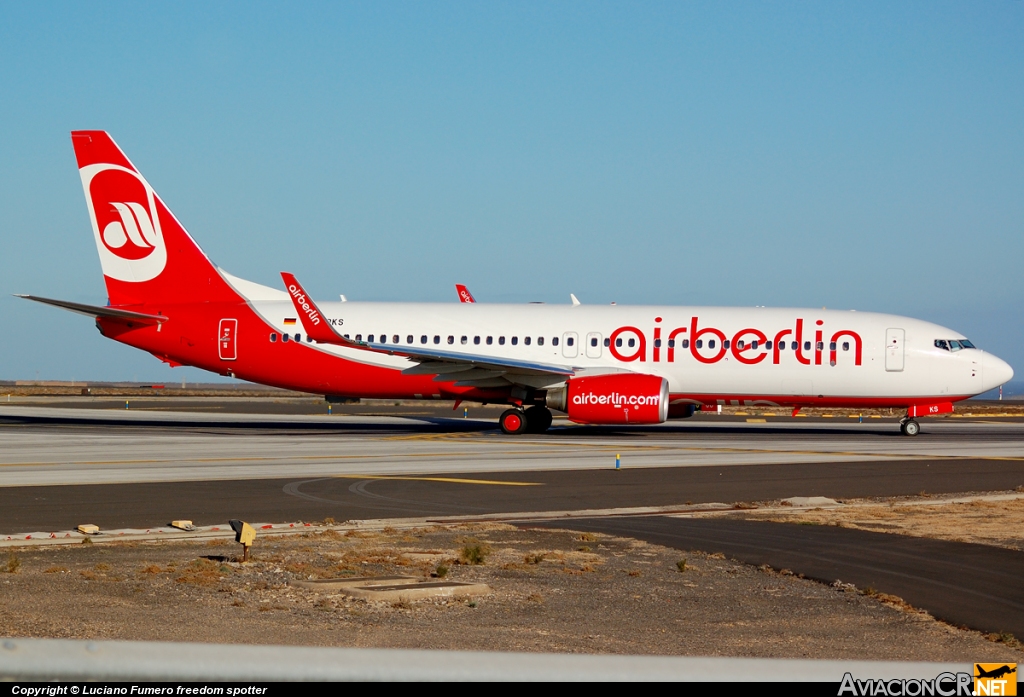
333 475 539 486
745 418 767 423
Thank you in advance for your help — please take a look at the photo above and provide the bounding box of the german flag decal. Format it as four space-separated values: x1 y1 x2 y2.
283 318 297 325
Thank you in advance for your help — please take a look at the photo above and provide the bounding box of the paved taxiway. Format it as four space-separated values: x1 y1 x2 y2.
537 517 1024 641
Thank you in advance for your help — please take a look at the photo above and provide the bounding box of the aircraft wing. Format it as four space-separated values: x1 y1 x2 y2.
280 273 574 387
14 295 167 325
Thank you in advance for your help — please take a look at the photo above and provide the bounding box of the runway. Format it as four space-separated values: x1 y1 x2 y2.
3 404 1024 643
3 406 1024 488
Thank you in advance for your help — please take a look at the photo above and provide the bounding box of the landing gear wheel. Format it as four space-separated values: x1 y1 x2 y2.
499 409 527 435
900 420 920 436
524 406 553 433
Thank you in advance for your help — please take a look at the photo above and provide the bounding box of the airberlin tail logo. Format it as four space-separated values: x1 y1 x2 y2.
287 284 322 326
80 163 167 282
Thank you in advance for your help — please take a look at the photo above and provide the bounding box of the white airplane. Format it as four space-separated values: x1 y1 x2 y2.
18 131 1014 436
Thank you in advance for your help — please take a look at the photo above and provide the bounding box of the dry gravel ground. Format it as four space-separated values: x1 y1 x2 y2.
737 492 1024 552
0 524 1019 661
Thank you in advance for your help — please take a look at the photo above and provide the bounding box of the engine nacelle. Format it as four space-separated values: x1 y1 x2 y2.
546 373 669 425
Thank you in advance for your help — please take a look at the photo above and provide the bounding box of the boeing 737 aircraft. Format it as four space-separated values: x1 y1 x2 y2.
18 131 1014 436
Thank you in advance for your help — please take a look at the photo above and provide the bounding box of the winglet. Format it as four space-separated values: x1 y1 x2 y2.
570 293 581 306
280 273 351 345
455 284 476 303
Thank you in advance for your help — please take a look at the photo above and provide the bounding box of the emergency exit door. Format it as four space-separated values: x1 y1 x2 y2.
219 319 238 361
885 328 904 372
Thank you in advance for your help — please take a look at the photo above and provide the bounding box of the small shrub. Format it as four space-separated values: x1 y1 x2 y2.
81 537 92 545
577 533 597 543
525 553 546 565
434 564 449 578
4 553 21 574
460 543 491 566
676 559 687 573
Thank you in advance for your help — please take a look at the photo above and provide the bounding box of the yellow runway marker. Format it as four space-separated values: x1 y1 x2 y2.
333 475 540 486
745 418 767 423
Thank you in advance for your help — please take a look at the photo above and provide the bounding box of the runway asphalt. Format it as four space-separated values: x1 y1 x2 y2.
532 517 1024 641
2 405 1023 644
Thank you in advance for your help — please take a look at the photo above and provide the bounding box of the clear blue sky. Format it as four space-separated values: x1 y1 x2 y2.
1 2 1022 383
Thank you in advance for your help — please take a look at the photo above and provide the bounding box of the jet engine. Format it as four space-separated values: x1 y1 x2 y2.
545 373 669 425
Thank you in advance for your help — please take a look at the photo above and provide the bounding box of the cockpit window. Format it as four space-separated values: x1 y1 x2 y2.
937 338 976 352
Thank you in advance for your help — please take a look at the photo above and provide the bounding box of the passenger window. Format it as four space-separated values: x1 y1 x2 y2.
407 335 413 344
567 337 574 347
499 336 505 345
378 335 385 344
791 341 798 350
296 333 302 342
486 336 493 345
344 334 350 339
474 336 481 345
512 336 519 345
628 338 636 348
616 338 623 348
723 340 730 349
843 342 850 351
524 337 531 345
461 336 468 345
654 339 662 348
764 341 771 349
552 337 559 346
696 340 703 349
270 333 278 342
667 339 674 348
708 340 716 349
751 340 758 350
604 338 610 347
682 339 689 349
283 334 290 343
803 341 810 351
447 336 454 344
354 334 361 342
434 335 441 344
537 337 544 346
367 335 374 342
420 335 427 344
737 340 744 350
816 341 824 351
829 342 837 351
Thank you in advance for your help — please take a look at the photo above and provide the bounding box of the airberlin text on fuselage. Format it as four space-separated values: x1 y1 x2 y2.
287 285 322 326
608 317 863 367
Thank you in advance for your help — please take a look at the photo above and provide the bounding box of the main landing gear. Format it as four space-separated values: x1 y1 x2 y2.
899 419 920 437
499 406 552 435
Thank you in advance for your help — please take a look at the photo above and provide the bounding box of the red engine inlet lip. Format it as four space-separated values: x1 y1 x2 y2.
565 373 669 425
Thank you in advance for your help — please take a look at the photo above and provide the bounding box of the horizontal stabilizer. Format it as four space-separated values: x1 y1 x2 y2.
14 295 167 324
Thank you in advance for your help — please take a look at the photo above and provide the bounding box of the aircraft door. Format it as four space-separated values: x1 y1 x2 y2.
562 332 579 359
586 332 602 359
219 319 238 361
885 328 904 372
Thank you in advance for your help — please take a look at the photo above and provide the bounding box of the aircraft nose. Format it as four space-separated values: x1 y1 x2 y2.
983 352 1014 391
